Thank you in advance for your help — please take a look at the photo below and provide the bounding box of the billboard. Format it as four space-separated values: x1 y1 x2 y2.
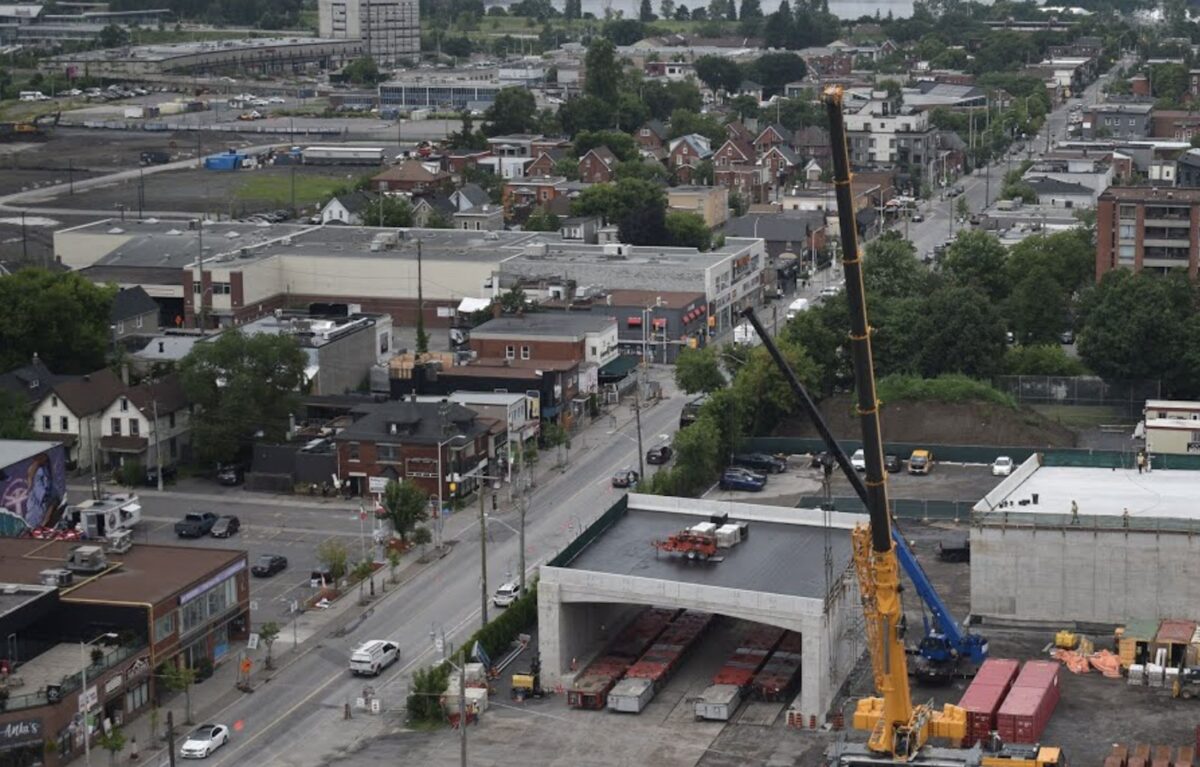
0 443 67 535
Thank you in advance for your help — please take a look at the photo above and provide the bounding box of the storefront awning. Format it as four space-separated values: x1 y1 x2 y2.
599 355 640 383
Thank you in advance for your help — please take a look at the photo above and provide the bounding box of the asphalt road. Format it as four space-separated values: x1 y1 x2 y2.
902 55 1129 259
167 371 688 767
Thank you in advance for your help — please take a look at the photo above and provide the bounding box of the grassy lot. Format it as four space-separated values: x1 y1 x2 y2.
1030 404 1130 429
234 171 352 206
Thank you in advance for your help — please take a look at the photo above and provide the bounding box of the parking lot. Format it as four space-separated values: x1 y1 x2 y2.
704 453 1004 509
118 482 375 624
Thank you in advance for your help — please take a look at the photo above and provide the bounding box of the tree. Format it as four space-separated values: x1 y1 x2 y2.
500 286 527 314
411 526 432 556
1078 270 1198 396
665 211 712 250
1005 270 1067 345
762 0 793 48
441 36 474 57
379 479 429 543
666 108 725 144
746 52 807 97
660 0 675 18
0 390 32 440
1005 230 1093 296
694 55 743 94
446 111 487 150
406 664 452 722
96 726 126 766
342 57 381 85
97 24 129 48
523 208 561 232
955 196 970 220
353 559 374 604
482 87 538 136
387 549 402 583
674 346 726 393
316 538 349 581
363 196 413 228
179 331 307 466
603 19 647 45
915 286 1007 379
0 270 115 375
584 38 623 105
730 340 819 435
739 0 761 17
1003 344 1086 376
259 622 280 670
640 0 655 20
425 210 453 229
940 229 1010 302
160 663 196 724
572 178 668 246
863 231 927 299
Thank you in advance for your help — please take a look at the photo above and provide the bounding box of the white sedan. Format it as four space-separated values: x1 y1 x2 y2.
851 448 866 471
180 724 230 758
991 456 1014 477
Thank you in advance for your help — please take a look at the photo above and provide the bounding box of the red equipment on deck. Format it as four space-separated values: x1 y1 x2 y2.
653 530 718 560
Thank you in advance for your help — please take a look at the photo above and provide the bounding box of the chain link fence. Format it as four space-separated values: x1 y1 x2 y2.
993 375 1161 417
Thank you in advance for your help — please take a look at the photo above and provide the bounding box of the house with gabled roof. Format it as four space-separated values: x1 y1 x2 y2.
578 146 620 183
713 137 755 168
667 134 713 184
754 123 793 155
371 160 452 194
635 120 668 153
31 368 125 471
97 373 192 471
761 144 802 187
526 148 568 177
320 190 376 226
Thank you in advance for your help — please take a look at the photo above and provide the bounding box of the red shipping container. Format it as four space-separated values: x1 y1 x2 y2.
974 658 1021 689
996 685 1055 743
958 683 1007 745
1013 660 1061 692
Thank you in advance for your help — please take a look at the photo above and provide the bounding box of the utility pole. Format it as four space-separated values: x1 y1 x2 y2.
20 211 27 262
153 399 163 491
167 710 177 767
517 488 527 597
634 380 645 481
290 164 296 219
458 659 467 767
479 481 488 627
138 168 145 219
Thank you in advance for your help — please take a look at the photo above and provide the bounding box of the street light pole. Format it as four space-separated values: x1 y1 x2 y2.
80 632 117 767
479 483 488 628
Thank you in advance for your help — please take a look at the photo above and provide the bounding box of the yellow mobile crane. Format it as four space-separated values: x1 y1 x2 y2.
738 86 1065 767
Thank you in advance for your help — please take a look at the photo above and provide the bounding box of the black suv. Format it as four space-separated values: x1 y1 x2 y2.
732 453 787 474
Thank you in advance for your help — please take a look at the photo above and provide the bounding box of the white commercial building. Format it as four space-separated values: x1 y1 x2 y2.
318 0 419 63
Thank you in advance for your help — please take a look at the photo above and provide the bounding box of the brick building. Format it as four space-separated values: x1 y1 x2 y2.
334 399 499 501
1095 186 1200 281
466 313 618 369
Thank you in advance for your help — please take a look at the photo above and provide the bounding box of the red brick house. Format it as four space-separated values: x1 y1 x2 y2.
501 176 568 218
635 120 668 152
761 145 801 187
443 149 492 175
715 164 769 204
334 399 500 503
531 137 572 156
754 123 792 155
713 137 755 168
578 146 619 183
667 134 713 184
526 148 568 177
725 120 755 145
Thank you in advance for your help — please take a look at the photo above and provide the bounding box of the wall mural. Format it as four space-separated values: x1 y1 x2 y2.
0 445 67 536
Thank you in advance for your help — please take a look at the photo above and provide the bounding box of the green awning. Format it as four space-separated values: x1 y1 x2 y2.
599 355 640 381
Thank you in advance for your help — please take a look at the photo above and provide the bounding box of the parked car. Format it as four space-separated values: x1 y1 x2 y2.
175 512 217 538
144 465 177 486
493 581 521 607
910 212 925 222
908 449 934 475
310 568 334 588
991 456 1014 477
819 285 841 299
1060 330 1075 344
349 639 399 676
719 467 767 492
884 454 902 473
180 724 229 759
216 463 244 486
251 554 287 577
611 468 640 488
646 446 674 465
851 449 866 471
211 515 240 538
732 453 787 474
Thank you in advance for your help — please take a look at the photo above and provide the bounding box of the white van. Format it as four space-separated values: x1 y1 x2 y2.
349 639 399 676
19 91 48 102
786 298 810 320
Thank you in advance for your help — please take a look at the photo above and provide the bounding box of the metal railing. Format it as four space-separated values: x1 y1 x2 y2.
3 642 145 713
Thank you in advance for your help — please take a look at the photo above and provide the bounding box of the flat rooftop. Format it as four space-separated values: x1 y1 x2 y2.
0 583 55 621
0 440 61 467
0 538 245 605
565 507 852 599
50 36 351 63
979 465 1200 521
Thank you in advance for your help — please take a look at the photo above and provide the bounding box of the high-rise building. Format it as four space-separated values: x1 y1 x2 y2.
318 0 419 64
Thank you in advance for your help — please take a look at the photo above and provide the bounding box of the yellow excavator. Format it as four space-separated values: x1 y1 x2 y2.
739 86 1066 767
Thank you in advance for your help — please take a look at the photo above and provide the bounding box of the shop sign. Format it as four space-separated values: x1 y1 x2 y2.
104 674 123 695
0 718 42 747
128 657 150 679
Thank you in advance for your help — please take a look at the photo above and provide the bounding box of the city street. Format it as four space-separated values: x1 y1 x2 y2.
123 366 687 767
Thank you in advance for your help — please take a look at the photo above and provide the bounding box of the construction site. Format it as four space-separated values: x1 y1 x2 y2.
365 86 1200 767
